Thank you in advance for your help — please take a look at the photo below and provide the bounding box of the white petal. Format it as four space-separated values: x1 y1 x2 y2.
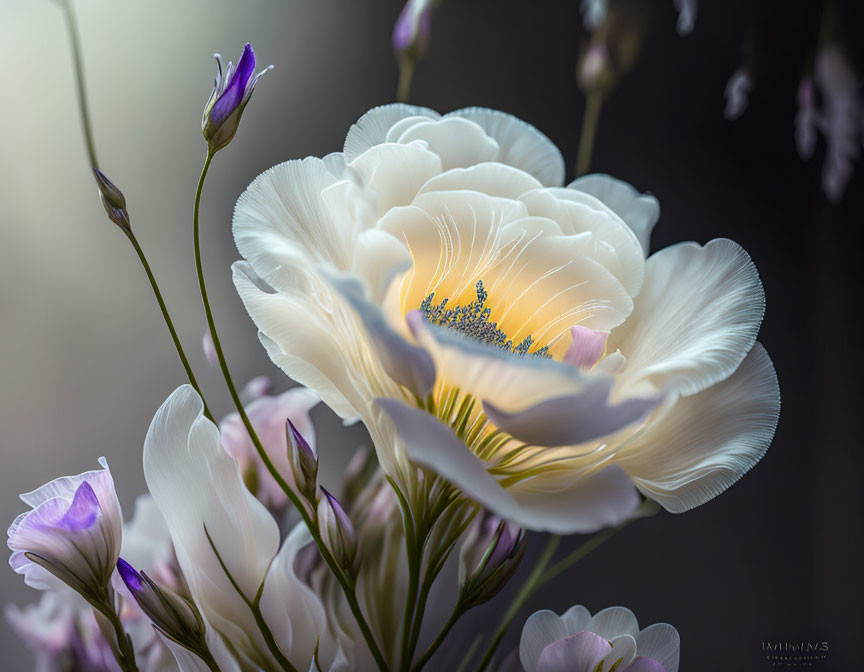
609 239 765 398
537 631 612 672
143 385 279 666
633 623 680 672
520 610 569 672
397 117 500 170
617 342 779 512
344 103 440 161
417 163 543 200
585 606 639 640
560 605 592 634
568 174 660 256
161 633 241 672
260 524 330 665
380 397 640 533
233 157 361 289
326 271 436 398
350 141 442 216
233 261 392 422
605 635 638 671
447 107 566 186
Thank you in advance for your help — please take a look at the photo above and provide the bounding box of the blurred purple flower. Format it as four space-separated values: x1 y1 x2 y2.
674 0 698 36
393 0 433 57
724 68 752 120
795 77 818 160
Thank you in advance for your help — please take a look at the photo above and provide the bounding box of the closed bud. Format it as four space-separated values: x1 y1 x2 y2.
286 419 318 504
393 0 433 60
93 169 130 231
317 488 359 576
116 558 208 656
458 511 526 608
202 43 272 154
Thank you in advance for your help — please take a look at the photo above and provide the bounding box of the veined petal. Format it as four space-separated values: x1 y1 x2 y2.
609 239 765 399
616 343 779 513
396 117 500 170
585 606 639 640
605 635 638 672
232 157 359 289
446 107 566 186
344 103 440 161
560 605 592 634
417 163 543 201
350 141 442 216
143 385 280 668
632 624 680 672
569 174 660 256
520 610 570 672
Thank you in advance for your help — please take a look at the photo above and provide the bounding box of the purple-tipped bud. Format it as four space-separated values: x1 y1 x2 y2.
287 418 318 504
117 558 208 656
393 0 433 58
458 511 526 607
93 169 130 231
318 487 359 576
201 43 272 153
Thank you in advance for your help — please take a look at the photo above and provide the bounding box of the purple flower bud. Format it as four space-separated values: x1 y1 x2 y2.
318 487 359 576
393 0 433 57
93 169 130 231
201 43 272 153
458 510 525 607
287 418 319 504
116 558 207 656
7 458 122 602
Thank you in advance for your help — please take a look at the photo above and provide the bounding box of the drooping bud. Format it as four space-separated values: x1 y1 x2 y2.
93 169 130 231
8 458 122 604
201 43 272 153
317 488 359 576
458 511 526 608
287 418 318 504
116 558 210 658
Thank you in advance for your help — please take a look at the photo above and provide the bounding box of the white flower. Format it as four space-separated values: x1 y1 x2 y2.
143 385 343 671
519 605 680 672
232 104 779 534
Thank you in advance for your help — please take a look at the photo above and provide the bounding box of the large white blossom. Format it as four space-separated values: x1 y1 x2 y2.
231 104 780 534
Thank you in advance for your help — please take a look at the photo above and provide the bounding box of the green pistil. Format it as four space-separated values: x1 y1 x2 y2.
420 280 550 358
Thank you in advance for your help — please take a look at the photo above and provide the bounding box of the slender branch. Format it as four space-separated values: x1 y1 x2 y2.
92 595 139 672
192 153 390 672
575 90 603 177
411 603 463 672
123 229 213 420
57 0 211 416
59 0 98 170
396 56 415 103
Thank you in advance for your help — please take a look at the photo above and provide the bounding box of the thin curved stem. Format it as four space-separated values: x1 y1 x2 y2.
396 56 415 103
123 229 213 421
59 0 98 170
411 603 464 672
192 153 390 672
58 0 210 417
93 596 139 672
575 90 603 177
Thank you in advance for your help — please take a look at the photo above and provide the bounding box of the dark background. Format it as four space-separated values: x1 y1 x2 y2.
1 0 862 669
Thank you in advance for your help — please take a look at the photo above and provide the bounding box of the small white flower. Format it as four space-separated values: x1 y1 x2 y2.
519 605 680 672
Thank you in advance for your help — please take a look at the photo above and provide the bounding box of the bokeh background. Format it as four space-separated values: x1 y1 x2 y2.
1 0 862 669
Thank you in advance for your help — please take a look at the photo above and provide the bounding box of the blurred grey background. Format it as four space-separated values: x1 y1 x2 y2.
1 0 862 669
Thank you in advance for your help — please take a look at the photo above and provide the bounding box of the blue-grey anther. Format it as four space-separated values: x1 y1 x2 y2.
420 280 550 357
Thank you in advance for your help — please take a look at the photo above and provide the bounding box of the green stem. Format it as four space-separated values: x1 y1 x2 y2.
535 523 626 590
411 604 464 672
58 0 210 417
59 0 98 170
123 228 213 421
192 153 390 672
93 596 139 672
575 90 603 177
474 535 560 672
396 56 415 103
